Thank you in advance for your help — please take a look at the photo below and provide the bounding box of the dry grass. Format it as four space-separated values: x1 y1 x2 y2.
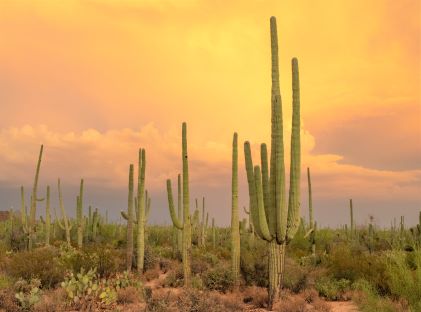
117 286 141 304
242 286 268 308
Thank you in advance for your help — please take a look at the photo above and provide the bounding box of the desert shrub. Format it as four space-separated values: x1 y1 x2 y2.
6 246 65 288
315 277 351 300
202 266 233 292
33 288 66 312
384 250 421 311
242 286 268 308
144 268 160 282
176 289 243 312
300 288 319 303
240 240 268 287
311 298 331 312
159 258 173 273
191 257 209 275
352 279 409 312
0 273 13 290
58 243 125 277
273 295 307 312
14 278 43 310
0 288 20 312
143 246 159 271
116 286 141 304
164 265 184 288
324 243 387 293
283 257 308 293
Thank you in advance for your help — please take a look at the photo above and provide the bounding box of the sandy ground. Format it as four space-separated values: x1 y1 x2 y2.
328 301 360 312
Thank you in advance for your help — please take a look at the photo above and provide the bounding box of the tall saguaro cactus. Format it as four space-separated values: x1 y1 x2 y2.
307 168 314 230
231 132 240 288
45 186 51 246
349 199 354 238
177 174 183 253
57 178 72 246
136 149 146 273
167 122 192 287
76 179 85 248
124 164 135 271
243 17 301 308
28 145 44 250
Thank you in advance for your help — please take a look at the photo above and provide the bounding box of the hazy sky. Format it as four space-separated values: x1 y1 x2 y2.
0 0 420 227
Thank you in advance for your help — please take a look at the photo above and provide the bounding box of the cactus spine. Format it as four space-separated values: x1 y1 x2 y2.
136 149 146 273
45 186 51 245
28 145 44 250
243 17 301 308
231 132 240 288
167 122 192 287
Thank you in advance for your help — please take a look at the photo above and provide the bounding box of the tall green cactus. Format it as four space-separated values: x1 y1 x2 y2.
28 145 44 250
167 122 192 287
76 179 85 248
45 186 51 246
124 164 134 271
212 218 216 248
349 199 354 238
231 132 240 288
177 174 183 253
243 17 301 308
307 168 314 230
307 168 316 255
57 178 72 246
136 148 146 273
200 197 207 247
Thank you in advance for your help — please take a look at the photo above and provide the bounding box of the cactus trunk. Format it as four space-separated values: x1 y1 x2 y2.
76 179 84 248
57 178 72 246
177 174 183 253
45 186 51 245
350 199 354 238
28 145 44 250
137 149 146 273
126 164 134 271
231 132 240 288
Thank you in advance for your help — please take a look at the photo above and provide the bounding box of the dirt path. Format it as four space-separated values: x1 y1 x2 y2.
328 301 359 312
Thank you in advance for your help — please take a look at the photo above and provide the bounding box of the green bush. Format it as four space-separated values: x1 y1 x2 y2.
6 246 65 288
282 258 308 293
315 276 351 300
202 266 233 293
384 250 421 311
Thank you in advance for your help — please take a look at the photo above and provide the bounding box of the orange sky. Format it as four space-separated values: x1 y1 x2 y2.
0 0 420 226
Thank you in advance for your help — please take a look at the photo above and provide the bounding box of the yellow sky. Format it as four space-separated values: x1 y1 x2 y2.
0 0 420 225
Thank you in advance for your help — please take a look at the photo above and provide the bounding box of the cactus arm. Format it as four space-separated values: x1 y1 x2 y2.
167 179 184 230
243 206 249 215
307 168 314 229
286 58 301 241
254 166 272 241
20 186 27 227
261 143 274 235
268 17 287 245
121 211 129 220
145 195 151 222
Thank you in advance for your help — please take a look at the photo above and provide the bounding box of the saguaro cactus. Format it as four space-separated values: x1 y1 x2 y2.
349 199 354 238
57 178 72 246
45 186 51 245
76 179 85 248
231 132 240 288
28 145 44 250
177 174 183 253
136 149 146 273
307 168 314 230
212 218 216 248
123 164 134 271
167 122 192 287
200 197 208 247
243 17 301 308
